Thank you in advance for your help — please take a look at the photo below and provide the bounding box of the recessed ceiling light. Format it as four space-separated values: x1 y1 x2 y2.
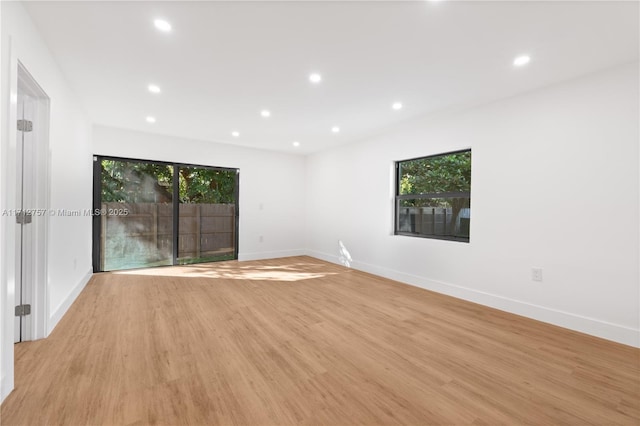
309 73 322 84
154 19 172 32
231 131 240 137
293 141 300 147
392 102 403 110
261 110 271 118
331 126 340 133
146 116 156 123
148 84 161 94
513 55 531 67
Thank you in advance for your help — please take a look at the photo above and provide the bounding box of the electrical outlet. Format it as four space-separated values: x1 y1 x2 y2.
531 267 543 282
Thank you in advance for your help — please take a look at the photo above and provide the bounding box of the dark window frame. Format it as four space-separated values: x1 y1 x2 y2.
394 149 471 243
92 155 240 272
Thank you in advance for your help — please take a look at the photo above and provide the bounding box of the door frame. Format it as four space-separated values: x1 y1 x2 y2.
14 62 50 342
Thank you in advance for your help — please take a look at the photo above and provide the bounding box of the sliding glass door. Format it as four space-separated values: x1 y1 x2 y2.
93 156 239 272
177 166 238 265
96 159 174 271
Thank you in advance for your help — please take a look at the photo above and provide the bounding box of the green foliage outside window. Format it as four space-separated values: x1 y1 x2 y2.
399 150 471 202
101 160 236 204
178 167 236 204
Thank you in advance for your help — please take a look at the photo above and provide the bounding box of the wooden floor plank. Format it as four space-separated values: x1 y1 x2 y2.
1 256 638 425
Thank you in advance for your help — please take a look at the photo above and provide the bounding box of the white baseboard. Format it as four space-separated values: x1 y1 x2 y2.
47 268 93 335
238 249 307 262
306 249 640 348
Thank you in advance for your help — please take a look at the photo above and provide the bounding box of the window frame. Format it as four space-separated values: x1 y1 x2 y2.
394 149 471 243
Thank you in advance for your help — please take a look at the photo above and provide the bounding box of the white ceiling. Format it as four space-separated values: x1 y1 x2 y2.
23 1 639 154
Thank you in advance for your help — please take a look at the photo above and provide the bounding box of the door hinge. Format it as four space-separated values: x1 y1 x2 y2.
16 211 33 225
17 119 33 132
15 304 31 317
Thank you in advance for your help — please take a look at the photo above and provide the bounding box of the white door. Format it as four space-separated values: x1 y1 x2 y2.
14 90 36 342
13 65 49 343
13 93 24 343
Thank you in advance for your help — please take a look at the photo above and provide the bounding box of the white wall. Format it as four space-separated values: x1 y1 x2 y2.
93 125 307 261
0 2 93 402
305 62 640 347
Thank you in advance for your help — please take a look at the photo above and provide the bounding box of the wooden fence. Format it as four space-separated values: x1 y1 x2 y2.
101 202 235 270
398 207 470 238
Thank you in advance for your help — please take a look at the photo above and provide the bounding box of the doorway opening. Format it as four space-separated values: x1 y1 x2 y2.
92 156 239 272
14 63 51 343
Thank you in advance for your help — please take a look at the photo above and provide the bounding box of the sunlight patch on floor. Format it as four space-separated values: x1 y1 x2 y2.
112 262 339 282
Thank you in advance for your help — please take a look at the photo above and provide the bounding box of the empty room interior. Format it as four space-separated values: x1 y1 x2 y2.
0 0 639 425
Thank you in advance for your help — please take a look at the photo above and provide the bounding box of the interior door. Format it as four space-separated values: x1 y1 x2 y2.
14 88 36 342
12 64 50 344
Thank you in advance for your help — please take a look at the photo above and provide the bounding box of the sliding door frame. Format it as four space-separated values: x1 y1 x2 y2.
92 155 240 272
172 164 179 265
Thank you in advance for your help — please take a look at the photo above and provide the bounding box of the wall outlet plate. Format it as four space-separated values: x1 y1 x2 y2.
532 267 543 282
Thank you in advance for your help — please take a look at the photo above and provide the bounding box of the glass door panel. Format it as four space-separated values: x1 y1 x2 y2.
177 166 237 265
99 159 174 271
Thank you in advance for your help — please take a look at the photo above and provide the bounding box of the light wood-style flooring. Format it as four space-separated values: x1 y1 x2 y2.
1 256 638 425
